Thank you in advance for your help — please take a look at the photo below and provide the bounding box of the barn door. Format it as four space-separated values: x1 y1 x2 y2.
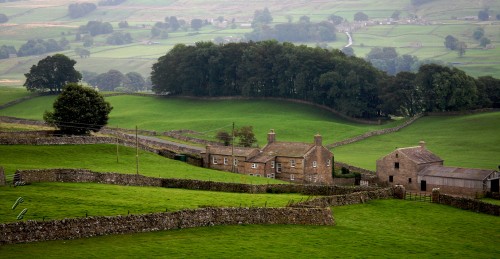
491 179 499 193
420 180 427 192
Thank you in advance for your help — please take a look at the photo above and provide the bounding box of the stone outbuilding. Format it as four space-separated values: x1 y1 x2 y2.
202 130 333 184
376 141 499 196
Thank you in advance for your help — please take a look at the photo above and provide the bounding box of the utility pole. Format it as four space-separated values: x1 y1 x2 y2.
116 129 119 163
136 125 139 175
231 122 235 173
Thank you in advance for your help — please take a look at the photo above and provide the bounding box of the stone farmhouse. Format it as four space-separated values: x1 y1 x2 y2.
376 141 499 196
202 130 333 184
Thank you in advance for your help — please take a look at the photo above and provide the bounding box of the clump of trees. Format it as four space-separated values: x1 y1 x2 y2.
0 13 8 23
106 32 132 45
16 38 69 57
24 54 82 93
79 21 113 36
68 2 97 19
151 41 500 118
98 0 126 6
0 45 16 59
83 70 149 92
444 35 467 57
365 47 420 75
354 12 369 21
216 126 257 147
44 83 112 135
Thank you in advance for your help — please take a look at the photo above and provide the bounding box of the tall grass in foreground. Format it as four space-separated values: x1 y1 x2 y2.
1 200 498 258
0 182 308 223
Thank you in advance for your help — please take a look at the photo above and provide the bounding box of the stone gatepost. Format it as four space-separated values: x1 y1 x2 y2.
393 185 406 199
432 188 440 203
0 166 5 186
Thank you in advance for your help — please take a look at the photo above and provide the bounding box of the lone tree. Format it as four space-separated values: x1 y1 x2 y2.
234 126 257 147
44 83 112 135
24 54 82 93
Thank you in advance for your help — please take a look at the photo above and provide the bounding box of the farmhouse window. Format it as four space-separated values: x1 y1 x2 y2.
313 161 317 168
212 157 217 164
233 158 238 166
291 160 296 167
327 159 331 167
251 163 257 169
271 161 275 168
408 178 412 183
224 157 228 165
395 153 398 158
389 175 393 182
276 163 282 173
394 162 400 169
290 174 295 181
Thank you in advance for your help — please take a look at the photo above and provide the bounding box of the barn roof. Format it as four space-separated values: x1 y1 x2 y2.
207 146 259 157
419 165 495 181
397 146 443 164
262 142 314 158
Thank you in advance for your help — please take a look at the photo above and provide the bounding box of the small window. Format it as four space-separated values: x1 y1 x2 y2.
212 157 217 164
291 160 296 167
395 153 398 158
224 157 228 165
256 174 261 177
251 163 257 169
270 173 275 179
389 176 393 182
327 159 330 167
313 175 318 182
249 173 253 176
233 158 238 166
408 178 412 183
290 174 295 181
394 162 400 169
312 161 317 168
271 161 275 168
276 163 282 173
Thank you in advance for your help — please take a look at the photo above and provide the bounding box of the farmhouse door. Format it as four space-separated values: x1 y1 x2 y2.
420 180 427 192
491 179 499 193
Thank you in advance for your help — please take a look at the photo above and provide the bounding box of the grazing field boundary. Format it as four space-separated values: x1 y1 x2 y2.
432 190 500 216
0 207 334 245
0 93 48 110
16 168 378 195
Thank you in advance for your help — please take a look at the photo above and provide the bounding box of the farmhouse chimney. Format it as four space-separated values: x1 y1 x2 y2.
419 141 426 149
267 129 276 144
314 133 322 146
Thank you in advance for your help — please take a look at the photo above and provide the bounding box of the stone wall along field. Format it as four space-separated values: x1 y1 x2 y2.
0 207 334 245
290 188 394 208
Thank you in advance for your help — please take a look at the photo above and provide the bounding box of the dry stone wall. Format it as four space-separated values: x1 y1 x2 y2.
0 207 334 245
17 169 378 196
434 192 500 216
290 188 393 208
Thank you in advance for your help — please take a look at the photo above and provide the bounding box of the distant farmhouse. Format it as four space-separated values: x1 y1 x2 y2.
377 141 499 196
202 130 333 184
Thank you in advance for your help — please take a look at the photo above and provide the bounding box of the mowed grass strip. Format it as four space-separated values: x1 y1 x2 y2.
334 112 500 170
0 144 284 185
0 182 308 223
1 199 499 258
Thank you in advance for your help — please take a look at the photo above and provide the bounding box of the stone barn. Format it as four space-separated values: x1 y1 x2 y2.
376 141 499 196
202 130 333 184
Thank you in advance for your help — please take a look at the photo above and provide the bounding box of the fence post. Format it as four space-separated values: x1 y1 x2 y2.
432 188 440 203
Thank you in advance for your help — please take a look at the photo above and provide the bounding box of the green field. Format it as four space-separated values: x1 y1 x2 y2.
0 0 499 83
0 87 33 105
2 199 499 258
0 144 284 185
334 112 500 170
0 94 401 144
0 182 307 223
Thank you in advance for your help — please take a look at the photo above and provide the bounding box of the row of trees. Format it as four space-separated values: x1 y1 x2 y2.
246 21 336 42
98 0 126 6
0 45 16 59
16 38 70 57
68 2 97 19
151 41 500 118
82 69 150 92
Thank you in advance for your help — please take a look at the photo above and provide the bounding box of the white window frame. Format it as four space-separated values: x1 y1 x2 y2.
290 159 296 168
212 156 217 165
290 174 295 181
276 163 282 173
233 158 238 166
271 161 275 168
251 163 257 169
313 161 317 168
224 157 228 165
327 159 330 167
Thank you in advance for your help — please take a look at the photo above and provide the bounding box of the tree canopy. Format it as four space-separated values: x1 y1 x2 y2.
24 54 82 93
151 41 498 118
68 2 96 19
0 13 8 23
44 83 112 135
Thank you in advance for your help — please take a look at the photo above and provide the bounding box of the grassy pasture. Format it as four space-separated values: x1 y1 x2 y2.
0 144 284 185
0 94 400 144
0 182 306 223
334 112 500 170
0 87 32 105
1 199 499 258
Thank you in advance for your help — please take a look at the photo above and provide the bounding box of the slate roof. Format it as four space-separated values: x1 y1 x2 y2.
248 153 275 163
397 146 443 164
418 165 495 181
262 142 315 158
207 146 259 157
